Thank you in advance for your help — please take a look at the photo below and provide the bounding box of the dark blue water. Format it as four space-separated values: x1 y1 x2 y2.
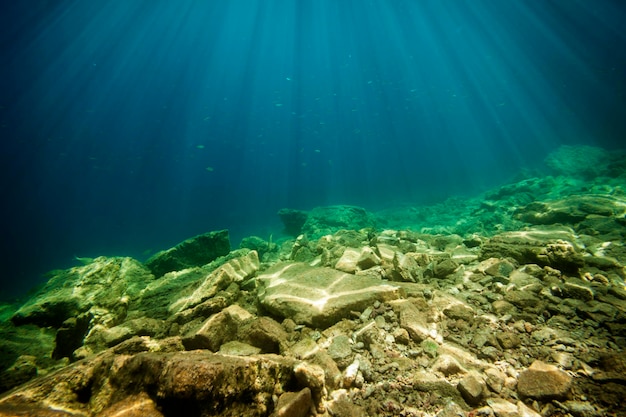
1 0 625 299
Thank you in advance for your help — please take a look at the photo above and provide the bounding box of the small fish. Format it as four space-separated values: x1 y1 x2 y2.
74 255 94 265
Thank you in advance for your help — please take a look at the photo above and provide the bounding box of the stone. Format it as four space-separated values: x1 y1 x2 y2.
479 258 516 277
390 251 421 282
434 258 458 278
274 387 313 417
327 335 353 369
486 397 519 417
496 331 522 349
457 373 485 406
480 227 584 273
277 208 308 236
443 303 475 321
0 350 300 416
238 316 288 354
562 279 595 301
11 257 153 328
301 205 375 238
182 304 253 351
170 250 259 314
144 229 230 277
517 360 572 400
99 393 163 417
356 247 381 270
335 248 361 273
0 355 38 394
257 262 402 328
294 362 327 407
391 299 437 344
431 354 465 376
218 341 261 356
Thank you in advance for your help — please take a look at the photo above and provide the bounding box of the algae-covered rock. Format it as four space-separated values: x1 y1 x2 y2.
144 229 230 277
11 257 153 328
278 208 308 236
545 145 612 179
302 205 375 238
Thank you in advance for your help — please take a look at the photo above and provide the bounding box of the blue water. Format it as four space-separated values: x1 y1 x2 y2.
1 0 625 299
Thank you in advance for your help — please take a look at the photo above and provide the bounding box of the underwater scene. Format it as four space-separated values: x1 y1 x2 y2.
1 1 625 416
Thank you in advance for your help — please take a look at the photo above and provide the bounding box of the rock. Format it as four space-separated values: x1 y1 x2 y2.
99 393 163 417
182 304 253 351
327 335 353 369
257 262 402 328
302 205 375 238
391 251 421 282
443 303 475 321
478 257 516 277
544 145 612 179
238 316 288 354
11 257 152 328
562 279 595 301
496 331 522 349
335 248 361 273
278 208 308 236
504 290 545 314
144 229 230 277
170 250 260 314
391 299 438 344
457 373 485 405
480 227 584 273
218 341 261 356
517 360 572 400
431 354 466 376
294 362 327 408
274 387 313 417
433 258 458 278
0 350 300 416
486 397 519 417
0 355 38 394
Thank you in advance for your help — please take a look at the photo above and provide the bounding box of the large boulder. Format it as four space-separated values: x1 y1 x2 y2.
0 349 305 417
11 257 153 328
257 262 403 328
144 230 231 278
302 205 375 238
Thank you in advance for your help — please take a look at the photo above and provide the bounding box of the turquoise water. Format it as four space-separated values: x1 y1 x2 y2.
1 1 625 298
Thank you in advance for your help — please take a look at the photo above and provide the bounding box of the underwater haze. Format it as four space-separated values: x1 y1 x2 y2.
1 0 625 298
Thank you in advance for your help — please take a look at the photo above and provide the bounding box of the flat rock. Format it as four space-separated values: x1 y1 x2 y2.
517 360 572 400
480 227 584 272
144 229 231 277
257 262 403 328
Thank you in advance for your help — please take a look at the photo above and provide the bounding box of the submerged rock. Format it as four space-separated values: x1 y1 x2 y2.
257 262 402 328
302 205 375 238
144 229 230 278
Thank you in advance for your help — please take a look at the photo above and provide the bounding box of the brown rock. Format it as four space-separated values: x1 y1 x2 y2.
517 360 572 400
100 393 163 417
457 373 485 406
274 388 313 417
